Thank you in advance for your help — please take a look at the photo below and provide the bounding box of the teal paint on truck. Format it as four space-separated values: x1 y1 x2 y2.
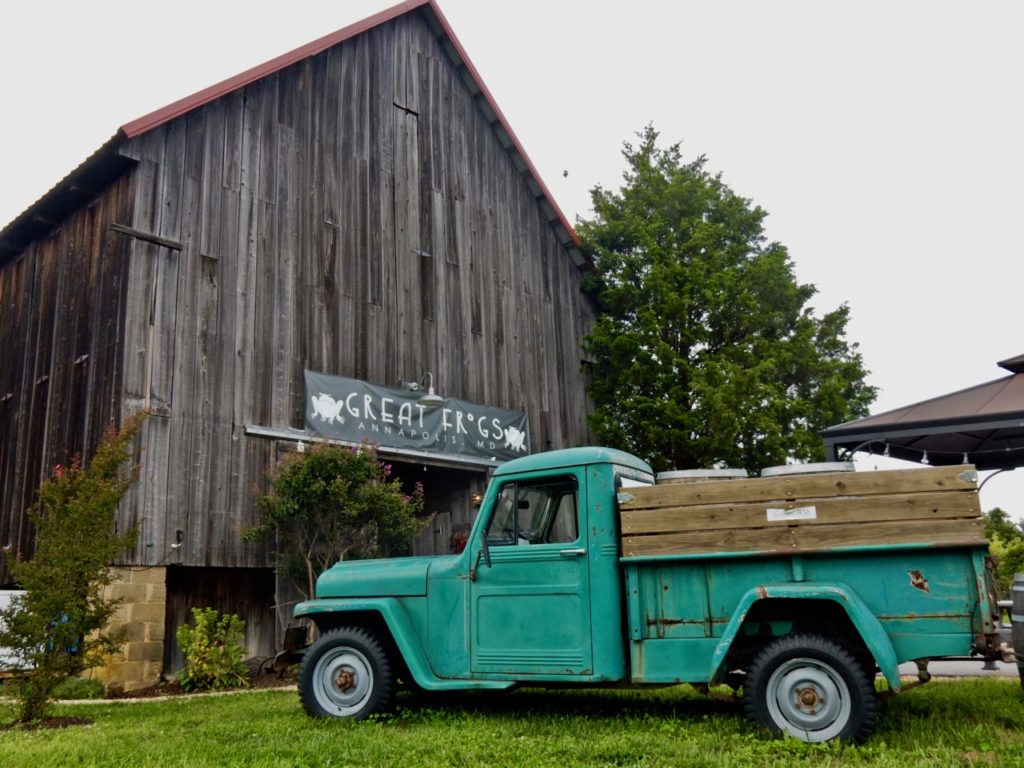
707 583 901 689
315 556 435 597
293 446 1007 742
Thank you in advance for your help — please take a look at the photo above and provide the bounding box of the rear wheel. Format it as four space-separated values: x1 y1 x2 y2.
744 633 877 743
299 627 394 720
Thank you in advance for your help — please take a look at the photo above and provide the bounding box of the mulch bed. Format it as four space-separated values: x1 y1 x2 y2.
106 665 297 699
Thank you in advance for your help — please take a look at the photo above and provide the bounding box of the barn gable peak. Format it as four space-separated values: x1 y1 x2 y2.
0 0 588 270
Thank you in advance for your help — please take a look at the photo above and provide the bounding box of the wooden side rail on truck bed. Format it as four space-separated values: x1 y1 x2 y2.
619 465 986 558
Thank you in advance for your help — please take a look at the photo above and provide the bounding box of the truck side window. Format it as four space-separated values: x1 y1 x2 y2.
486 477 579 546
488 485 519 546
546 491 578 544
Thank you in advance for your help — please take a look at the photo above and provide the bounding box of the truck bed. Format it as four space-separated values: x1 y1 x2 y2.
619 465 986 558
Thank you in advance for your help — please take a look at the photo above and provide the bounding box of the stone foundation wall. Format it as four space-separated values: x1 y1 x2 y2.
86 566 167 693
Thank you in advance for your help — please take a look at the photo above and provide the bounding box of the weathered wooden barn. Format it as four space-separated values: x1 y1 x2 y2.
0 0 594 688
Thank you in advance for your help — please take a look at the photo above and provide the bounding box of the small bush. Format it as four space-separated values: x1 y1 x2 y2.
0 412 146 723
52 676 105 700
248 441 425 599
175 608 250 692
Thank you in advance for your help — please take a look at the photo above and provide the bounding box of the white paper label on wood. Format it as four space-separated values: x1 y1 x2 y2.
767 505 817 522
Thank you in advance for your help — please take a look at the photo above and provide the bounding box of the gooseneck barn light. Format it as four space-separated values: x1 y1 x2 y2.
417 371 444 408
399 371 445 408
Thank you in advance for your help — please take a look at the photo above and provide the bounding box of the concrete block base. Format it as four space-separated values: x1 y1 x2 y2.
85 566 166 693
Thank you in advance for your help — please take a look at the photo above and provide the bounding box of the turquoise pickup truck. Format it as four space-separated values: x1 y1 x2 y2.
292 446 1007 743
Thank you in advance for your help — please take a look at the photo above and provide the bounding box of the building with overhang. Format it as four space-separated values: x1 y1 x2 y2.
822 354 1024 470
0 0 594 690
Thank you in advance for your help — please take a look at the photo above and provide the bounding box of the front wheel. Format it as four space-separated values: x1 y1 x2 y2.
299 627 394 720
744 633 877 743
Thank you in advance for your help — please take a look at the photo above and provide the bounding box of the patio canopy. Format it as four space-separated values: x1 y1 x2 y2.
821 354 1024 471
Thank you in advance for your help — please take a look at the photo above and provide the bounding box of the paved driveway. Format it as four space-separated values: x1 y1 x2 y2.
898 659 1020 678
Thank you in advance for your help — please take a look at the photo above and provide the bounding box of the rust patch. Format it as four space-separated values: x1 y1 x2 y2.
645 617 706 627
876 612 966 621
757 586 769 600
908 570 930 592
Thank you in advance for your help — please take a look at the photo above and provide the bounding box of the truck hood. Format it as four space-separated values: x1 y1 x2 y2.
315 555 436 598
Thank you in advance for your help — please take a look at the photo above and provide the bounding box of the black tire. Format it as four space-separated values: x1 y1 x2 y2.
299 627 394 720
744 633 877 743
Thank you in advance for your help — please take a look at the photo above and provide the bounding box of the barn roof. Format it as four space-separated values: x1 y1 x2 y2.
820 355 1024 470
0 0 586 268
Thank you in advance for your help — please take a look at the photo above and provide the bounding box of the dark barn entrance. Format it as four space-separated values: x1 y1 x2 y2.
388 459 489 556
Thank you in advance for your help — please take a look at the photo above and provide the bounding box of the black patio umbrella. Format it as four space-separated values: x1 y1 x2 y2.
821 354 1024 471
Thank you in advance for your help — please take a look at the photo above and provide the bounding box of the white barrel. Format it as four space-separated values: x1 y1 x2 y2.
656 468 747 484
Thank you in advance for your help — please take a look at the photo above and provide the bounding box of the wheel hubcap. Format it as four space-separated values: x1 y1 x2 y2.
313 646 374 716
766 657 851 742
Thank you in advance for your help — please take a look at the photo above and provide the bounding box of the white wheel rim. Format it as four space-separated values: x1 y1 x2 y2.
765 657 852 742
313 645 374 716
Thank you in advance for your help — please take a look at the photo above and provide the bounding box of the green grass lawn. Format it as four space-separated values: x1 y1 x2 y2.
2 680 1022 767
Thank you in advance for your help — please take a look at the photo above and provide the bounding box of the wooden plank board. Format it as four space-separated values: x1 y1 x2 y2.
620 465 978 511
151 119 185 412
393 108 421 379
272 122 297 426
622 517 987 558
621 491 982 535
165 151 200 567
44 207 79 468
120 156 160 409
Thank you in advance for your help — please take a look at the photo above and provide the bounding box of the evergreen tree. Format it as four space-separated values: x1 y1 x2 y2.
578 126 876 473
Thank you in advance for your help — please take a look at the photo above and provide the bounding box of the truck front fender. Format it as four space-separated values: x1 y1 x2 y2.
293 598 511 692
708 582 901 690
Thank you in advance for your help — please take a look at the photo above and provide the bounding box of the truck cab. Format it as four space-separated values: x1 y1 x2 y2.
294 448 646 686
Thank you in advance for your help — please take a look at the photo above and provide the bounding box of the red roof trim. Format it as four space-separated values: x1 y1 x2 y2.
122 0 430 138
423 2 582 251
120 0 583 254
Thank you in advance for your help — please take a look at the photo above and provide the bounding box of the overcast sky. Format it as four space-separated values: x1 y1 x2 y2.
2 1 1021 517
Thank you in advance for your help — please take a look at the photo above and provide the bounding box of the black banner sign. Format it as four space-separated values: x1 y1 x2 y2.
304 371 530 462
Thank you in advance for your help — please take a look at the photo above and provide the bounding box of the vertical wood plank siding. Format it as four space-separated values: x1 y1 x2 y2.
0 173 135 583
1 10 594 576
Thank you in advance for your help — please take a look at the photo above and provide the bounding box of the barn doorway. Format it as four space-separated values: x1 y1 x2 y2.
387 460 489 556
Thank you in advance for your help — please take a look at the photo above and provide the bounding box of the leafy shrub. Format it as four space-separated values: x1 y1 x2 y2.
989 536 1024 598
176 607 250 691
0 412 145 723
984 508 1024 597
247 441 426 598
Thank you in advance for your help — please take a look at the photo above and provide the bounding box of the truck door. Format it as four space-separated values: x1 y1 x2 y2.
470 471 593 676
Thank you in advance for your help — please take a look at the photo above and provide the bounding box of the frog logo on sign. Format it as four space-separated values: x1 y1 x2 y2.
310 393 346 425
304 371 530 463
503 426 527 453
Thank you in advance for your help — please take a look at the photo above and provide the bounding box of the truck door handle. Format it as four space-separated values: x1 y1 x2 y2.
559 548 586 557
